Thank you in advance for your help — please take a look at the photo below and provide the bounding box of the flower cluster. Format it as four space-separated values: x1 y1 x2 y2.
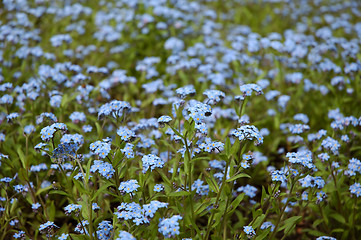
90 140 111 159
142 154 165 173
1 0 361 239
158 215 182 238
119 180 140 194
90 160 115 179
231 125 263 145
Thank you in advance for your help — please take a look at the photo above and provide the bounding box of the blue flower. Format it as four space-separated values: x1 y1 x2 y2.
97 220 113 240
60 134 84 146
52 142 78 160
37 112 58 124
10 219 19 226
164 37 184 52
154 184 164 192
203 89 225 104
230 125 263 145
90 140 111 159
237 184 257 198
39 221 58 232
158 215 182 238
50 95 62 108
6 112 20 122
346 158 361 176
288 124 310 134
278 95 290 110
40 126 56 141
117 126 136 141
116 231 136 240
143 200 168 218
240 83 263 96
142 154 165 173
195 122 208 134
69 111 86 123
92 203 100 211
293 113 309 124
316 191 327 202
82 125 93 132
271 170 286 183
158 115 172 124
176 85 196 98
13 231 25 239
317 153 329 161
341 134 349 142
64 204 82 215
90 160 115 179
243 225 256 236
98 100 131 119
32 202 41 210
75 220 88 234
121 143 134 158
350 183 361 197
51 123 68 132
58 233 69 240
286 150 314 169
241 161 250 169
321 136 340 155
316 237 336 240
191 179 209 196
261 222 275 231
119 180 140 194
24 125 35 135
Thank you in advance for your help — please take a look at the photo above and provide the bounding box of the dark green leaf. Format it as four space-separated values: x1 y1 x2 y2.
226 173 251 182
168 191 191 197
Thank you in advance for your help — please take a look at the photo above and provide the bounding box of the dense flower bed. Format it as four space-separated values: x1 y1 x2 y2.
0 0 361 239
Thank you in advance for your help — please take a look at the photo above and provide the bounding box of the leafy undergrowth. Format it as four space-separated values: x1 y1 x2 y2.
0 0 361 239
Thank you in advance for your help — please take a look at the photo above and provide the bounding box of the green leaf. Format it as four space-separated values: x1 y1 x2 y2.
156 169 171 186
168 191 191 197
191 156 210 162
36 186 52 196
184 119 194 132
95 122 103 139
252 209 263 220
226 173 251 182
312 219 324 228
85 158 92 185
231 139 241 156
69 234 89 240
47 201 56 221
91 182 113 201
204 171 219 194
330 213 346 224
195 199 212 215
331 228 345 233
160 140 177 153
253 214 266 229
178 70 189 82
219 153 229 162
261 186 267 207
18 168 28 182
73 179 87 195
228 193 245 215
169 125 183 139
49 190 71 198
255 228 271 240
305 229 325 237
212 211 225 229
282 216 302 234
225 137 231 158
184 149 190 174
16 147 26 169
